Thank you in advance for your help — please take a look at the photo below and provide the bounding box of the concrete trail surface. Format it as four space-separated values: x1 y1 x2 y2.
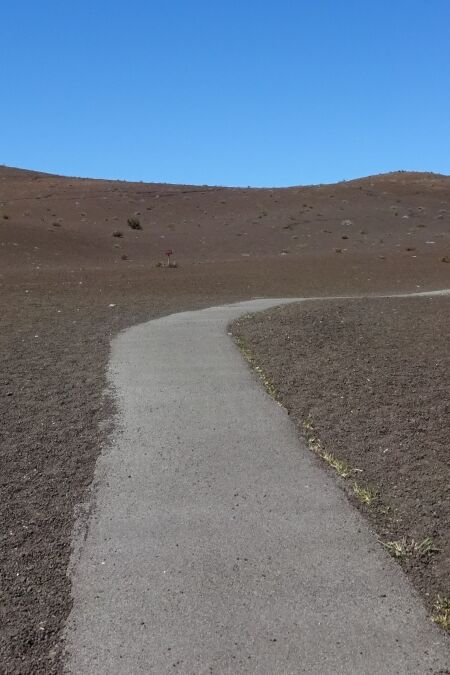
65 295 450 674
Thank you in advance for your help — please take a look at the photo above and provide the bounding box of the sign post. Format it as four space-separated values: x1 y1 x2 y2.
165 249 173 267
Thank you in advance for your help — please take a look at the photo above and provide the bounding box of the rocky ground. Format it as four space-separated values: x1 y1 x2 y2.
231 295 450 627
0 167 449 672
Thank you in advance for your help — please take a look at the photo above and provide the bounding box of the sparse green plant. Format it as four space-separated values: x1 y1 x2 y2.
353 482 377 505
303 417 314 432
416 536 440 555
322 452 352 478
234 336 280 402
302 417 322 453
308 436 322 453
383 538 409 560
127 216 142 230
303 417 363 480
433 596 450 630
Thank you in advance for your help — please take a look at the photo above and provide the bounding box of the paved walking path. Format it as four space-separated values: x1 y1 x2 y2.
65 297 449 674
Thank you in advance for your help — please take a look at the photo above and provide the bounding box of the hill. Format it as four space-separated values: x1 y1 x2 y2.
1 166 449 277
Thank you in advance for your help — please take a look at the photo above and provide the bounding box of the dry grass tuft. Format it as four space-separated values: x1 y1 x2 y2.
234 336 280 402
353 482 377 505
432 596 450 631
321 451 352 478
383 536 440 560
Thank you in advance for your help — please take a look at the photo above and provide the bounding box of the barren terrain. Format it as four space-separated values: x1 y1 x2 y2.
232 296 449 623
0 166 449 672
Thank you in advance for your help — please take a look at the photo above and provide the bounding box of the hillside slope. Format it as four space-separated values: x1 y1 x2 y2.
1 166 449 273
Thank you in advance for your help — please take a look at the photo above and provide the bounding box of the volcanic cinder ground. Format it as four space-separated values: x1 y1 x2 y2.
0 166 449 673
1 165 450 276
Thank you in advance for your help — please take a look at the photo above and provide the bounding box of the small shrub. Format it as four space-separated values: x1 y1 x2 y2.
112 230 123 238
127 217 142 230
120 254 128 260
2 214 9 219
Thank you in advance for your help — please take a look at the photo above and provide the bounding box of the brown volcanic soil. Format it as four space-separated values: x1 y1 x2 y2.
1 165 450 275
0 166 449 672
232 296 450 622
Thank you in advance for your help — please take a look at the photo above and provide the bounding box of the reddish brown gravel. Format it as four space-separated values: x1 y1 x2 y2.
231 296 450 621
1 166 449 672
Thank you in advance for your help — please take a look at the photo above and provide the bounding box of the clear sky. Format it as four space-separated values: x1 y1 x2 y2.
2 1 450 187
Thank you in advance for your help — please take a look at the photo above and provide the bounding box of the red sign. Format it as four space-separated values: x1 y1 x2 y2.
165 249 173 256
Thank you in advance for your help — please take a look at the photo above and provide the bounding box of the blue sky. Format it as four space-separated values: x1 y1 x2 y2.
1 1 450 186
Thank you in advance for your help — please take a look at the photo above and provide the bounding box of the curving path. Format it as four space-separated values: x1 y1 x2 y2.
64 294 450 674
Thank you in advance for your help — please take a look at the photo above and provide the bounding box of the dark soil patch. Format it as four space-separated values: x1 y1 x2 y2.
231 296 450 623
